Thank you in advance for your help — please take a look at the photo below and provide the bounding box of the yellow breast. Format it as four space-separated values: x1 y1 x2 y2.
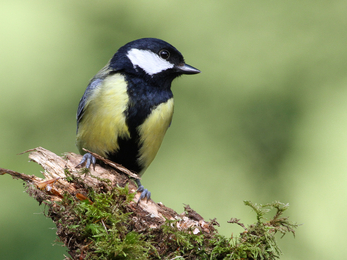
76 73 130 157
137 98 174 175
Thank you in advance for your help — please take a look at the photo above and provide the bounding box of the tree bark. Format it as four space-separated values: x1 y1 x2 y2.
0 147 216 259
0 147 297 260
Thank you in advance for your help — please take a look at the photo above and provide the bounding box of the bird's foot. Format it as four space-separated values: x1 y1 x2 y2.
76 153 96 170
136 179 151 203
137 185 151 203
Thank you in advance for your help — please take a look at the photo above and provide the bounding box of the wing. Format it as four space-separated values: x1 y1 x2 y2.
76 78 103 133
76 62 117 132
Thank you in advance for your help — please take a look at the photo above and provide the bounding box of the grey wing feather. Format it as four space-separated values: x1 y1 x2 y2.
76 61 119 133
76 78 103 133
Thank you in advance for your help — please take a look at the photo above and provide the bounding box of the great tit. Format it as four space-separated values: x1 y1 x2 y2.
76 38 200 201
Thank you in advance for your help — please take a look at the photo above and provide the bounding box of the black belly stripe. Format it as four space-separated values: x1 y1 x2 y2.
106 74 174 174
107 134 142 174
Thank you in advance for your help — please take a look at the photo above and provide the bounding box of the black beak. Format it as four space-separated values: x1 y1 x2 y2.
175 64 201 75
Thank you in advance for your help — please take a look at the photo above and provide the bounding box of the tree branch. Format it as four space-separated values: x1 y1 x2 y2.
1 147 298 260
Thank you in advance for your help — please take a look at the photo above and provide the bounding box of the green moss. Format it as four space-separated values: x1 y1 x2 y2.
64 168 74 182
43 179 297 260
154 201 298 260
49 184 157 260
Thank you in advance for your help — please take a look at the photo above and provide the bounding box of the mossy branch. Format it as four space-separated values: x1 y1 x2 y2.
0 147 299 259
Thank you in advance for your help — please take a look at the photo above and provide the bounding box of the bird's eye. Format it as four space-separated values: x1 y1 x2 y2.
159 49 170 60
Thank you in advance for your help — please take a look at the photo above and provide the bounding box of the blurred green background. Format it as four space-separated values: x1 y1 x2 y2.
1 0 347 259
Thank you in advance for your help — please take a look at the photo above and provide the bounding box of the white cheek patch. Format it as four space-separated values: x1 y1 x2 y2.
127 48 174 76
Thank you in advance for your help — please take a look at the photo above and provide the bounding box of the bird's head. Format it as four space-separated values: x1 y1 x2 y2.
109 38 200 88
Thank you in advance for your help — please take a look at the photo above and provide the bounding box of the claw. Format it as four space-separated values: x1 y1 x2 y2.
76 153 96 170
136 179 151 203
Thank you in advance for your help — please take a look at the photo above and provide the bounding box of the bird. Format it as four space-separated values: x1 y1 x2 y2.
76 38 200 201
